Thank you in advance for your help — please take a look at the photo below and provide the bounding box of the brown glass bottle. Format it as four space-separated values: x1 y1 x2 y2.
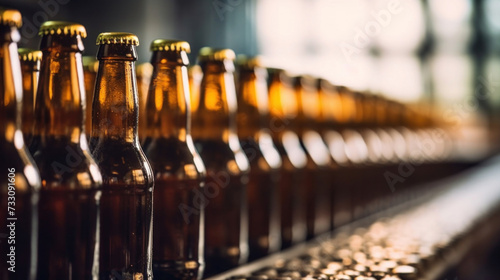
90 32 154 280
18 48 41 145
0 9 41 280
142 40 206 280
317 80 352 227
267 68 307 249
192 48 250 276
293 75 334 238
236 56 282 261
82 56 98 138
29 21 102 280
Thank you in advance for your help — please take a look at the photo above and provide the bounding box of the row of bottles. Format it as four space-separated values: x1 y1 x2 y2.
0 9 452 280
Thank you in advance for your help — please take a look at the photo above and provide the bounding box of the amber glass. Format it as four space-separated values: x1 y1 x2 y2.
293 75 334 238
267 68 307 249
236 57 281 261
0 11 41 280
137 62 153 143
82 56 98 138
142 40 206 280
191 48 250 276
28 21 102 280
89 33 154 280
18 48 41 145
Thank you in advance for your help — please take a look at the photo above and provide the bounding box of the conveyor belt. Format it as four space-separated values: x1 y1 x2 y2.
207 156 500 280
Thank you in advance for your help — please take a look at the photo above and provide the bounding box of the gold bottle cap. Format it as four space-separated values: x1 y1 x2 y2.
198 47 235 61
0 8 22 28
18 48 42 62
150 39 190 52
38 21 87 38
96 32 139 46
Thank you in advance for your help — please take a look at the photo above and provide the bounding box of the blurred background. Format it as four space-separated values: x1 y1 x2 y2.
4 0 500 156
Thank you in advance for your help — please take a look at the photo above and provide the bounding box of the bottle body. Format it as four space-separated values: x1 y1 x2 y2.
147 139 204 280
90 38 154 280
194 139 248 275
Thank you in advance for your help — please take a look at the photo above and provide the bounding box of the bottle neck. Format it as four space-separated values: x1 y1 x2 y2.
145 51 190 141
0 27 22 140
92 59 139 143
192 60 237 142
237 68 270 139
33 49 85 143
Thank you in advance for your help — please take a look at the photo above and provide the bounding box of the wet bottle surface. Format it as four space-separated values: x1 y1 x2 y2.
18 48 41 146
267 68 307 249
236 56 282 261
29 21 102 280
142 40 206 280
191 48 250 276
89 32 154 280
0 9 41 280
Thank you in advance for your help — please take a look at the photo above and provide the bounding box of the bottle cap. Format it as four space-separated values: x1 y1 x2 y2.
96 32 139 46
38 21 87 38
0 8 21 28
150 39 190 52
18 48 42 62
198 47 235 61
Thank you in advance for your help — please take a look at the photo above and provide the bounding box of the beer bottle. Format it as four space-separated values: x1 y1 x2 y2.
136 62 153 143
90 32 154 280
18 48 41 145
267 68 307 248
142 39 206 280
30 21 102 279
192 47 250 276
293 75 334 237
0 9 41 280
317 80 352 227
236 56 282 260
82 56 98 138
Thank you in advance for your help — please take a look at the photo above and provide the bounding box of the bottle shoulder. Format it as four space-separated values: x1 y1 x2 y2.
90 137 154 188
239 131 282 170
143 137 205 180
194 138 250 175
30 139 102 190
